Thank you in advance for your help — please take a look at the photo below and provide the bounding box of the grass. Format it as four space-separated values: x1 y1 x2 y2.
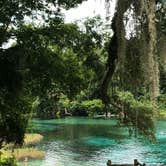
5 133 43 148
24 133 43 145
1 148 44 161
1 133 45 162
13 133 44 160
12 148 44 160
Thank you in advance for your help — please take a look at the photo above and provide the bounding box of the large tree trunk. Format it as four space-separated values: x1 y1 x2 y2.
99 14 118 104
143 0 160 102
100 0 132 104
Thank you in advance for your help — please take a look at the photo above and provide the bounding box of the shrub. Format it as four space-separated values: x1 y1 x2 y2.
69 99 104 116
114 90 155 139
35 96 58 119
81 99 104 116
0 157 17 166
69 100 88 116
0 150 17 166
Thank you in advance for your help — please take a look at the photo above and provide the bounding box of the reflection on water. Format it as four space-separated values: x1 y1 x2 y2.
25 118 166 166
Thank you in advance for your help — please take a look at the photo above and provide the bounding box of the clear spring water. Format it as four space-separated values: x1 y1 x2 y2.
25 117 166 166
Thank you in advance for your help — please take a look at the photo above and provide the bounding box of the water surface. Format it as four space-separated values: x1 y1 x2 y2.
26 117 166 166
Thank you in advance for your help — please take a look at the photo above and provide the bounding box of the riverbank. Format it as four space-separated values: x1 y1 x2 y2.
0 133 44 165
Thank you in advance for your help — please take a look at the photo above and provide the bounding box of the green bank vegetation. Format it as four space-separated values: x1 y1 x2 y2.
1 148 44 162
0 133 44 165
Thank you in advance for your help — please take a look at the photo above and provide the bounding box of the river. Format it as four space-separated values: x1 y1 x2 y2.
26 117 166 166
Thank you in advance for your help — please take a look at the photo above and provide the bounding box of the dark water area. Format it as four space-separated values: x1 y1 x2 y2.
25 117 166 166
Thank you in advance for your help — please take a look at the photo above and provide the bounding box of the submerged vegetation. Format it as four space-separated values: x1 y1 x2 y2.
0 0 165 165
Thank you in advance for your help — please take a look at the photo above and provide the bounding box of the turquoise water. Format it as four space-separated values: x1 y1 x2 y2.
26 118 166 166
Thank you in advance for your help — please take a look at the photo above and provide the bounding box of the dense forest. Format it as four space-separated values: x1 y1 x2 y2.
0 0 165 165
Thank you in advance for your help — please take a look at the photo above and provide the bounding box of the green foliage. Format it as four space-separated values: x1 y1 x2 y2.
0 0 88 146
35 96 58 119
0 151 17 166
160 65 166 94
0 94 31 146
82 99 104 116
116 90 135 104
19 17 106 119
113 90 155 139
158 94 166 110
156 0 166 35
0 157 17 166
13 22 96 98
158 94 166 119
69 99 104 116
130 101 155 138
159 110 166 119
58 94 70 109
0 0 86 45
67 100 87 116
0 42 32 147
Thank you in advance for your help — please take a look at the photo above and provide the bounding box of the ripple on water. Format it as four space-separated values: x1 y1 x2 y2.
82 136 116 146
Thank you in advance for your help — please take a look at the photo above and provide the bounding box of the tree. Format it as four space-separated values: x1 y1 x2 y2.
97 0 165 138
101 0 164 104
0 0 87 147
24 17 106 119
